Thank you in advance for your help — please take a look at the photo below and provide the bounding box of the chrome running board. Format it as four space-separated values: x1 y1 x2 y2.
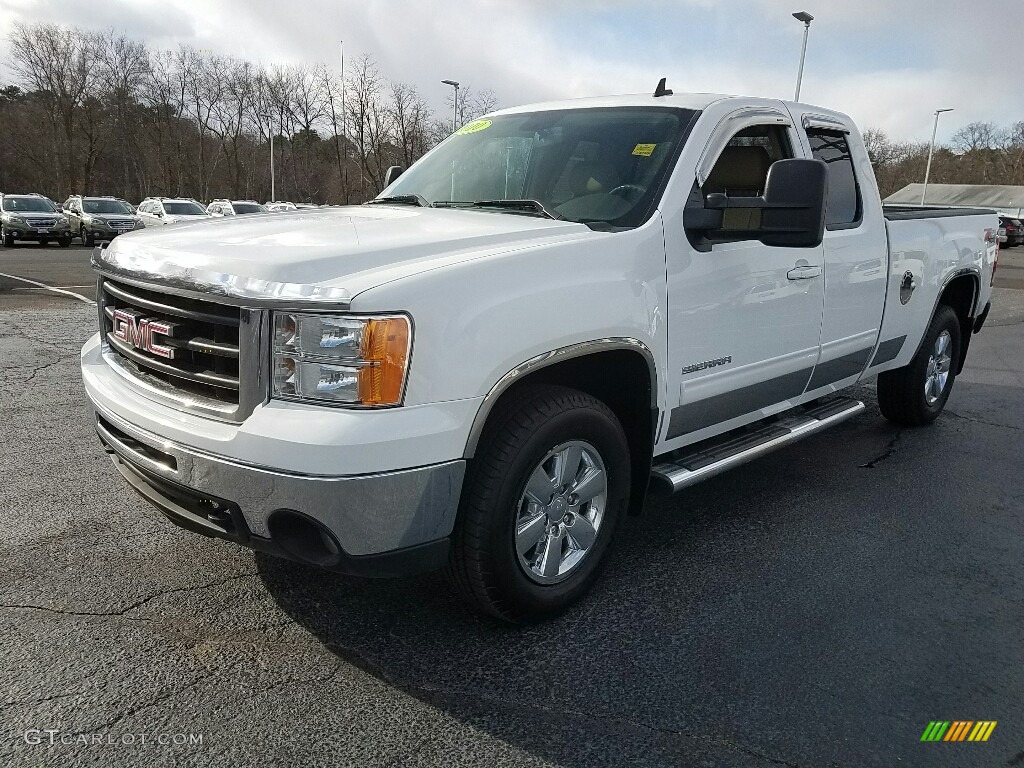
651 397 865 494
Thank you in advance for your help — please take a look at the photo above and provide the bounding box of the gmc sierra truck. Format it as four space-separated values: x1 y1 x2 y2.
82 87 997 622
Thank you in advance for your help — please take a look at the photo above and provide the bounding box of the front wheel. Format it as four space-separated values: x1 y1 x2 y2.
58 236 72 248
81 226 95 248
1 227 12 248
878 304 961 426
446 385 630 622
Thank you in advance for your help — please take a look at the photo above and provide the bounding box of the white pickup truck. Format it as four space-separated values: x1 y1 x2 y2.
82 87 997 622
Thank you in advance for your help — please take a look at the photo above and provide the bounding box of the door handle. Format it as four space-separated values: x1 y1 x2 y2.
787 265 822 280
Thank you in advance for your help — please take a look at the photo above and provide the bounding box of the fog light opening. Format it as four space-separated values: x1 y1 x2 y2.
267 509 343 568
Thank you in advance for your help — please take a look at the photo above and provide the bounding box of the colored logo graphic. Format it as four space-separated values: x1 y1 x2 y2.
920 721 997 742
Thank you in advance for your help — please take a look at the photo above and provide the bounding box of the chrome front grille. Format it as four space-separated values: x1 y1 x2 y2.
108 219 134 229
26 218 57 228
98 279 264 421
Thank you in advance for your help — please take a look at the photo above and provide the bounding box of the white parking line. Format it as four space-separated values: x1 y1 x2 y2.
0 272 95 305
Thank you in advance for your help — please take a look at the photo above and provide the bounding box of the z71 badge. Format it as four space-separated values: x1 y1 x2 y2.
681 356 732 375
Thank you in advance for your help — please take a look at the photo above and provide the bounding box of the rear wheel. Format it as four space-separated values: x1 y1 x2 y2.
446 385 630 622
878 304 960 426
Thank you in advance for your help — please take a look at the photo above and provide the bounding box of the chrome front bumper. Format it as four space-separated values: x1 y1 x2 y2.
93 406 465 574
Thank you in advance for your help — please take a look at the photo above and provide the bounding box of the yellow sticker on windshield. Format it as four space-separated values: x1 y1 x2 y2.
456 119 492 135
632 143 657 157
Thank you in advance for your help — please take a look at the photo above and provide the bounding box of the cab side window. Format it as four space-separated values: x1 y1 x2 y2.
701 124 793 237
806 128 861 228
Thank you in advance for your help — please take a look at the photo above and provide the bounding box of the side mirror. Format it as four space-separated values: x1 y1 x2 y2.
757 158 827 248
384 165 404 186
688 158 828 249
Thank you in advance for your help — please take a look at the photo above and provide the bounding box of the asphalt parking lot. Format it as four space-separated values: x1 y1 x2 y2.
2 244 1024 767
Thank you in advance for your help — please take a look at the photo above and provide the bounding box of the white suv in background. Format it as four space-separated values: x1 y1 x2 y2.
137 198 210 226
207 199 268 217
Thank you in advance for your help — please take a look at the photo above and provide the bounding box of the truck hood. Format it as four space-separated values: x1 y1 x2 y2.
94 205 591 305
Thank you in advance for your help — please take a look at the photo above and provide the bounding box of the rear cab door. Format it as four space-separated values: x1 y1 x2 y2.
787 111 889 394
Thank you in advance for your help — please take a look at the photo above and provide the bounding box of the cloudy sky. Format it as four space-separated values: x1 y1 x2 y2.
0 0 1019 143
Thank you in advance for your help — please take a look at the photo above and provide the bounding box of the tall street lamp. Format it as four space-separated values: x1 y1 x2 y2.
792 11 814 101
921 108 954 205
442 79 460 133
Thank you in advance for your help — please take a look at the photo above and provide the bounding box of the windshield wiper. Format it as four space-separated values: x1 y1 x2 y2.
465 199 564 220
428 199 564 220
367 194 428 208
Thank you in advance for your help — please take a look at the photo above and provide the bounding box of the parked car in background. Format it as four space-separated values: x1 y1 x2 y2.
265 201 298 212
63 196 142 246
137 198 210 226
294 203 319 210
999 216 1023 247
0 193 72 247
207 199 268 216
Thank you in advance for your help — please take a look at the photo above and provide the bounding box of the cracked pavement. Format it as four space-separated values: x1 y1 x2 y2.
1 248 1024 767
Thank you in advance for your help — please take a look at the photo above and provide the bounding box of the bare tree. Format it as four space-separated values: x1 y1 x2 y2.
7 22 103 191
2 21 462 204
951 121 1003 153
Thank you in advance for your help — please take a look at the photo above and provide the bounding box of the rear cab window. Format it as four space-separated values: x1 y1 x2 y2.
805 127 862 229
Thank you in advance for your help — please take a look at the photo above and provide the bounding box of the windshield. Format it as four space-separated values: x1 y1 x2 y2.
83 199 132 214
164 202 207 215
232 203 267 214
2 196 57 213
384 107 696 228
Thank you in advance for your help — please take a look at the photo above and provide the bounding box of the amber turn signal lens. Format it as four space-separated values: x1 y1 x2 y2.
358 317 410 405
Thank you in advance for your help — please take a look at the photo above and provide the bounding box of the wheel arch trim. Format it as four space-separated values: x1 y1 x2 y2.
905 267 980 375
463 338 658 458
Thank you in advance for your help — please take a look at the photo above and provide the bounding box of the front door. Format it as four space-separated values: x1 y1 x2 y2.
662 114 825 448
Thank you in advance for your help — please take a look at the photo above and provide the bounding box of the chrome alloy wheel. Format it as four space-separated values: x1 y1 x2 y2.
514 440 608 585
924 330 952 405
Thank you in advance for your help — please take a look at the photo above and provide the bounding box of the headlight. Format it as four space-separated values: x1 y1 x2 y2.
272 312 411 406
7 215 25 225
133 219 144 229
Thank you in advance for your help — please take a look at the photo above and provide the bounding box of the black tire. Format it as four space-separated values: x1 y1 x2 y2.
446 385 630 623
58 237 71 248
877 304 961 426
39 239 48 247
81 226 95 248
1 227 11 248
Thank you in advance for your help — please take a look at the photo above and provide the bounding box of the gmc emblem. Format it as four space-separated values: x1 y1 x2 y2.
111 308 177 359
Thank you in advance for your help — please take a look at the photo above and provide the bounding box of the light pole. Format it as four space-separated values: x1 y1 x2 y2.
792 11 814 101
270 126 275 202
921 108 954 205
442 79 460 133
